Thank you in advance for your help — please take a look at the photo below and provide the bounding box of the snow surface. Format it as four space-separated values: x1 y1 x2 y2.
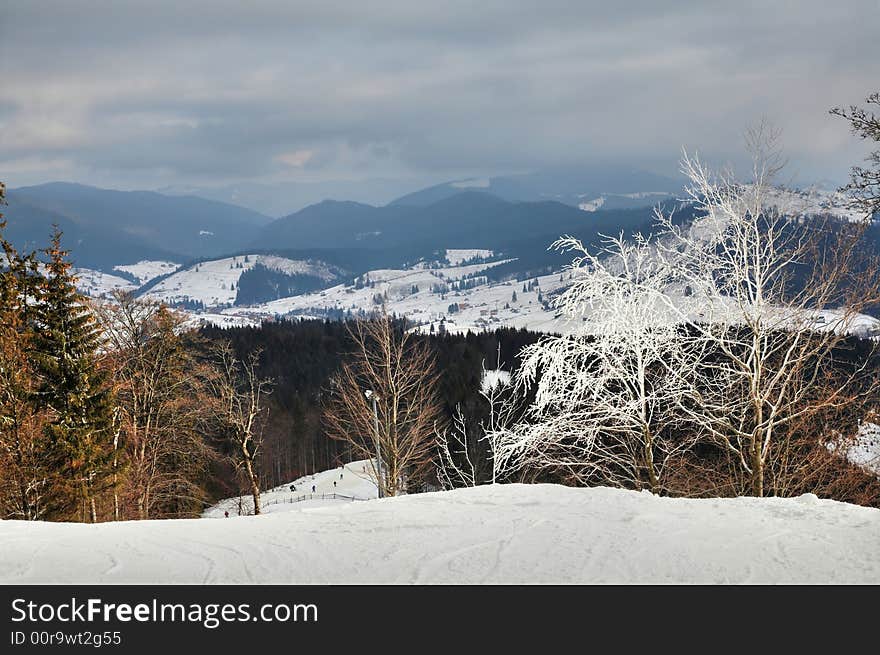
144 255 339 308
73 268 138 298
222 257 534 331
1 483 878 584
113 260 179 285
203 459 378 517
444 248 494 265
578 197 606 212
481 368 512 393
830 423 880 477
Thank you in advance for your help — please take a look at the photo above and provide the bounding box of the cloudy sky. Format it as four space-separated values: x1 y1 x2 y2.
1 0 876 192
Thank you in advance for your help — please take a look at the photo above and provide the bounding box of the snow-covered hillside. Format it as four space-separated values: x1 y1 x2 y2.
444 248 494 265
764 186 869 223
113 260 179 285
1 483 877 583
143 254 340 308
831 422 880 477
204 459 378 517
73 268 138 298
220 257 570 333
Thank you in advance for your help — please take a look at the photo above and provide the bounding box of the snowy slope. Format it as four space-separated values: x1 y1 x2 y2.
444 249 494 265
113 260 179 285
143 254 340 307
1 483 878 584
220 264 566 334
73 268 138 298
204 459 379 517
831 423 880 477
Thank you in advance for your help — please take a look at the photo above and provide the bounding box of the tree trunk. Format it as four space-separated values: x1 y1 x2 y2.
243 453 261 515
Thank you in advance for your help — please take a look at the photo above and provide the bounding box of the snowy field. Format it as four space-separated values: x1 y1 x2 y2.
1 483 878 584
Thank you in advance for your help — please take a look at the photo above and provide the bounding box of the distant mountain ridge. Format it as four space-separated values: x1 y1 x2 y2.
390 164 684 208
4 182 273 268
251 190 683 284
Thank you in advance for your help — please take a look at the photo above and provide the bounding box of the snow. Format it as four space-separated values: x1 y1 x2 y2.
224 257 534 331
73 268 138 298
481 369 512 393
203 459 379 517
762 186 870 223
578 197 605 212
444 248 494 265
113 260 179 285
830 422 880 477
1 482 878 583
850 423 880 475
143 254 339 308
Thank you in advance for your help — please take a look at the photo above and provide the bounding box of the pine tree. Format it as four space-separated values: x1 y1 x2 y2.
32 229 116 522
0 186 50 519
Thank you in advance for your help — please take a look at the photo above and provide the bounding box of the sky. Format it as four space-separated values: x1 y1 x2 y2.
1 0 877 194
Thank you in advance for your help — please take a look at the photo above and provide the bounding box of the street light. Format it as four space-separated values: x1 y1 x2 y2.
365 389 384 498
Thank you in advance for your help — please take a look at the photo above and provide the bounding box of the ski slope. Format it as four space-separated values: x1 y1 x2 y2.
204 459 379 517
1 483 878 584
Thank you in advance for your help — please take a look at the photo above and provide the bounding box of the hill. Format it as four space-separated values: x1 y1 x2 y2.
1 481 877 583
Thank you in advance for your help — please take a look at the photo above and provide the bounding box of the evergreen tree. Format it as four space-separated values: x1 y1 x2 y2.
32 229 116 522
0 186 50 519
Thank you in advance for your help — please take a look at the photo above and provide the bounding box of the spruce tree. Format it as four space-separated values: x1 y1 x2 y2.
0 185 51 519
33 228 115 522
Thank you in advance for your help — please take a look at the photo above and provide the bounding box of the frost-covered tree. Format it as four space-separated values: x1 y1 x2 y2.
498 233 700 493
831 91 880 217
436 349 523 488
655 125 880 496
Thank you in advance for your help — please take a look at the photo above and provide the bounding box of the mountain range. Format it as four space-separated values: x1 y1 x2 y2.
4 182 272 268
3 167 682 272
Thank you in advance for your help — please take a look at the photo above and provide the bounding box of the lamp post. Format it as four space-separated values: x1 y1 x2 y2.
365 389 384 498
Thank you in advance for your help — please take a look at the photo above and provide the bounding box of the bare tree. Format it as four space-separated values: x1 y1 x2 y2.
206 341 273 515
655 125 880 496
324 314 443 497
96 292 217 519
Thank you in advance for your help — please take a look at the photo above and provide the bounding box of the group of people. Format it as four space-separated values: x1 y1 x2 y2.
223 465 354 517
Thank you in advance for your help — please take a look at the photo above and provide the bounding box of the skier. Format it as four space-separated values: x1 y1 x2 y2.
224 511 229 518
340 473 344 480
289 484 296 492
312 484 316 493
333 480 337 488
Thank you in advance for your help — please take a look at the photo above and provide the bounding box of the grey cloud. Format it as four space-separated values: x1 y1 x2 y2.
0 1 876 189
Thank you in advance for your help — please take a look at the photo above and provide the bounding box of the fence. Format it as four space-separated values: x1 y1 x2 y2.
263 492 370 508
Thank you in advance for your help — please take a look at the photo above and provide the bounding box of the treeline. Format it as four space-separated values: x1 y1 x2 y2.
198 320 543 491
0 193 274 521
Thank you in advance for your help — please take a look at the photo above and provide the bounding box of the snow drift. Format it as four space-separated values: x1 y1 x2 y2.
1 484 878 584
